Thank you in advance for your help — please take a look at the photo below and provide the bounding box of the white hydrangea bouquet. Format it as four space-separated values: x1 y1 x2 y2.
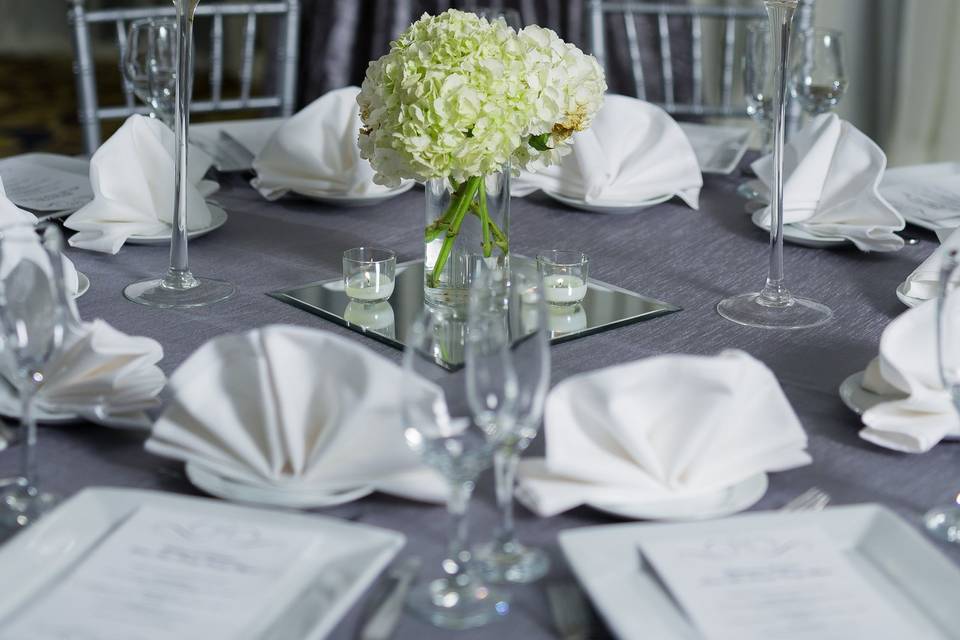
358 9 606 290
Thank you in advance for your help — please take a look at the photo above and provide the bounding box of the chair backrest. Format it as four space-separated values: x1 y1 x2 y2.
67 0 300 156
587 0 814 127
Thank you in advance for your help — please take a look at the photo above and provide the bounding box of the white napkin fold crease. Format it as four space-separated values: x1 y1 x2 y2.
753 113 904 252
512 94 703 209
64 115 218 254
901 226 960 302
516 350 810 517
860 300 960 453
252 87 399 200
146 325 446 502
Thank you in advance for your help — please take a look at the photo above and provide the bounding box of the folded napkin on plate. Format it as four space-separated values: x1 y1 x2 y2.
0 319 165 417
753 113 904 252
512 94 702 208
880 163 960 229
64 115 218 254
516 350 810 517
0 177 80 296
860 300 959 453
901 226 960 302
252 87 397 200
146 325 446 502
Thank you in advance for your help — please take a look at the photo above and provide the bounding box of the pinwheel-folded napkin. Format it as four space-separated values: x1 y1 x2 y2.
753 113 904 252
252 87 397 200
146 325 446 502
516 350 810 517
512 93 702 208
860 300 958 453
64 115 218 254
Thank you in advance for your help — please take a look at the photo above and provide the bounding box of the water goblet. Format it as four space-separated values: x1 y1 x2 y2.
123 17 177 128
792 28 847 116
0 223 69 531
469 262 551 584
537 250 589 307
342 248 396 304
402 305 513 629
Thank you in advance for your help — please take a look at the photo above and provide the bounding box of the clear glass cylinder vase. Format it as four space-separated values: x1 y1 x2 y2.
424 168 510 308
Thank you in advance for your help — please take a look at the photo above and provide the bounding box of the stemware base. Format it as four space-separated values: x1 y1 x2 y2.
717 291 832 329
0 481 59 531
407 576 510 630
924 506 960 544
474 539 550 584
124 273 236 308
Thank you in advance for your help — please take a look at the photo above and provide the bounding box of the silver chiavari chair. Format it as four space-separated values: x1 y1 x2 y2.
66 0 300 156
586 0 814 133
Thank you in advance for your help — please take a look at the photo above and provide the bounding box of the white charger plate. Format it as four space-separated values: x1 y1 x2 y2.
186 462 375 509
587 473 768 521
750 208 850 248
560 505 960 640
125 204 228 245
838 371 960 442
292 181 415 207
0 487 405 639
896 281 926 308
543 189 674 214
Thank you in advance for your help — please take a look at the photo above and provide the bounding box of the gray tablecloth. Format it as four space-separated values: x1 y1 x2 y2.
2 163 958 639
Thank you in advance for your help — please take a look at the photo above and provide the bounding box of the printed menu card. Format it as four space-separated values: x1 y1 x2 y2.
0 505 322 640
639 525 917 640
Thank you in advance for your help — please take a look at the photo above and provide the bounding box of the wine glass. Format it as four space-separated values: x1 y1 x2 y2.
474 7 523 29
0 223 69 531
744 21 773 155
469 262 551 584
924 249 960 543
402 305 512 629
123 17 177 128
124 0 235 308
717 0 832 330
792 28 847 116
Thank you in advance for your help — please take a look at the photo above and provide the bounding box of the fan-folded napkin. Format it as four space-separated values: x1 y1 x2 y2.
860 300 958 453
753 113 904 252
512 94 702 208
146 325 447 502
516 350 810 517
252 87 397 200
64 115 218 254
900 226 960 302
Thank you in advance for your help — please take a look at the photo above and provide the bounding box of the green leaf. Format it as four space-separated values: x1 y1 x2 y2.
528 133 550 152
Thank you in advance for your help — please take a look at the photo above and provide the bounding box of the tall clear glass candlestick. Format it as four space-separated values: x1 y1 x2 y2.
124 0 235 308
717 0 832 330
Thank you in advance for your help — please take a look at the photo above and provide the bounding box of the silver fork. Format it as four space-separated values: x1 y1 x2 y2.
547 582 592 640
781 487 831 512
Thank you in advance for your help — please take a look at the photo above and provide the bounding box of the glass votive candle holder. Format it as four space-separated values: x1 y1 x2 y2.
536 250 589 306
343 247 396 303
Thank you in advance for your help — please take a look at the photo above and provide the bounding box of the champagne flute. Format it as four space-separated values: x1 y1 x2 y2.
402 305 512 629
123 0 235 308
744 22 773 154
469 263 551 584
792 28 847 116
123 17 177 128
717 0 833 330
0 223 69 531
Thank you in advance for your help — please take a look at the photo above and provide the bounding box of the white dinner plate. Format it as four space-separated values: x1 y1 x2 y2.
125 203 228 244
0 381 152 429
896 281 926 308
838 371 960 442
74 271 90 298
881 162 960 232
560 505 960 640
750 208 850 248
292 181 415 207
186 462 375 508
0 487 405 639
678 122 751 175
543 189 674 214
587 473 768 521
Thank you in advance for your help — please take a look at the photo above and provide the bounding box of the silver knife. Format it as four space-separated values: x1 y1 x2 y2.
358 556 421 640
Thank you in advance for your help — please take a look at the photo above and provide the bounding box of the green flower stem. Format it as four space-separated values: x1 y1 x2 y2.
468 205 509 254
479 184 492 257
430 176 482 288
424 180 468 243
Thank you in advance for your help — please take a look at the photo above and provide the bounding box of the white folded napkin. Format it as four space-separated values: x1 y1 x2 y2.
252 87 397 200
880 162 960 229
753 113 904 252
512 94 702 208
146 325 446 502
860 300 959 453
516 350 810 517
901 226 960 302
64 115 219 254
0 178 81 296
0 319 165 418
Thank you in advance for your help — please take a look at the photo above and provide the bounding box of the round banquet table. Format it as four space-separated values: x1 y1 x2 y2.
2 161 958 639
